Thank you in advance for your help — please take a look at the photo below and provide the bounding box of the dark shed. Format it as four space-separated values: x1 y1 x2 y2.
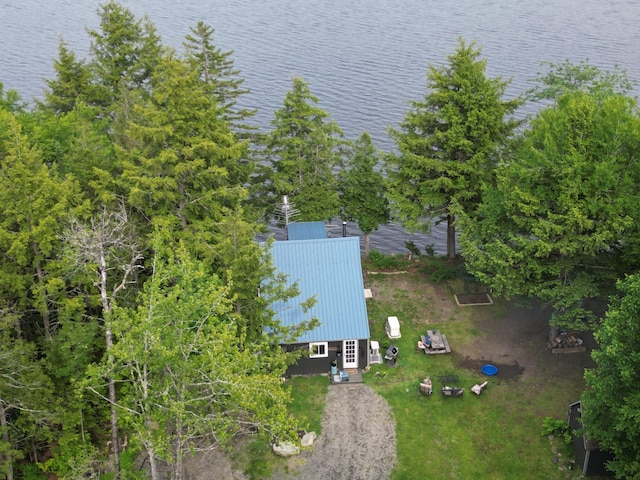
568 401 614 477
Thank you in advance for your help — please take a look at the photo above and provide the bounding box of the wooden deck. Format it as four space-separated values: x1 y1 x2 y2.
421 329 451 355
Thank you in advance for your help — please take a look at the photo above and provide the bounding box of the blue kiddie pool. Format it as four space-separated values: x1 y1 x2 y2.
482 364 498 376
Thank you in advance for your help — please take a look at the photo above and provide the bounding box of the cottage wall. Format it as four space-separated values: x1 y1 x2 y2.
284 339 369 376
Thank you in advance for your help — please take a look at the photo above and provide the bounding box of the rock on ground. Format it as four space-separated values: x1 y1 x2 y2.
278 383 396 480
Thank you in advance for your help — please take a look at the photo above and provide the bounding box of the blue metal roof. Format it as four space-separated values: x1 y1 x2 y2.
268 236 370 344
287 221 327 240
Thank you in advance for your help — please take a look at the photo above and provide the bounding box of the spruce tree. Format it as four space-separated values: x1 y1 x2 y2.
386 38 521 258
261 77 346 222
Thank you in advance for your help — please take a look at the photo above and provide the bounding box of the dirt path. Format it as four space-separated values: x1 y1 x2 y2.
276 383 396 480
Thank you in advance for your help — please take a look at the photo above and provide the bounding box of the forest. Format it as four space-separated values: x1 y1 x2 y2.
2 1 640 478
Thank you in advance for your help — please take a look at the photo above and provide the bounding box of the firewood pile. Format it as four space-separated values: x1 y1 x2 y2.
547 333 584 351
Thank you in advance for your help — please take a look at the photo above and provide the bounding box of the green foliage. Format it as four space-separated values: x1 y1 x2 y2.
40 442 99 479
367 250 407 270
260 77 346 222
15 462 47 480
339 131 389 255
0 81 25 113
386 37 522 258
87 1 162 106
44 41 97 113
527 59 635 102
183 21 255 132
116 50 247 240
457 91 640 328
108 233 302 473
541 416 571 445
583 274 640 478
404 241 421 257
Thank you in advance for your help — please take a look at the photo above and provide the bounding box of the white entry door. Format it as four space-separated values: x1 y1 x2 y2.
342 340 358 369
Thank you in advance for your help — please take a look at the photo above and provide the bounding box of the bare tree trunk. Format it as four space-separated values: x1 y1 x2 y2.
364 233 370 259
105 325 121 478
33 255 51 341
447 214 456 259
0 403 14 480
100 252 121 478
63 206 143 480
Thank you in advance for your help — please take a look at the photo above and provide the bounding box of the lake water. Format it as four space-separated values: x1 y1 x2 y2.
2 0 639 253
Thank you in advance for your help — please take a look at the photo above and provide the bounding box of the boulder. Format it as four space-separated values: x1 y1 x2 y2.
301 431 317 447
272 441 300 457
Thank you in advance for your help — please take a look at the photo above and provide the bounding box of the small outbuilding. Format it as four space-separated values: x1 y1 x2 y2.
568 401 614 477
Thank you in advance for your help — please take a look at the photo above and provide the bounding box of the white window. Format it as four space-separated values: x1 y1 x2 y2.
309 342 328 358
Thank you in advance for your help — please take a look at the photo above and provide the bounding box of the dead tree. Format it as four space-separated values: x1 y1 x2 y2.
63 205 143 479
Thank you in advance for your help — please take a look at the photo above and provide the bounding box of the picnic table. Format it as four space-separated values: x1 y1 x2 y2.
420 329 451 355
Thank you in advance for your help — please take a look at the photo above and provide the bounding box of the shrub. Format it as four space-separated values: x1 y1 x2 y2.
541 416 571 445
368 250 406 270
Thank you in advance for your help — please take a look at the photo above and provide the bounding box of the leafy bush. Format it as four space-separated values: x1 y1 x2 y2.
15 463 47 480
367 250 406 270
541 416 571 445
404 241 421 257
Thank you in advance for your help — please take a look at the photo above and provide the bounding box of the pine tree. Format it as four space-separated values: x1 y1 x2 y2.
87 1 162 108
116 51 247 243
44 40 96 113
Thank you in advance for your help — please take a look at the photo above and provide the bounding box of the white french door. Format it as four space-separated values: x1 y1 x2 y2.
342 340 358 369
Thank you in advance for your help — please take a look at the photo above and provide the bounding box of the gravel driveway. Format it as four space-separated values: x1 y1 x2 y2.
276 383 396 480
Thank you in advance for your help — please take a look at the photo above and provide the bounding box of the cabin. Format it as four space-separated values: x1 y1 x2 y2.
267 223 370 376
568 401 614 477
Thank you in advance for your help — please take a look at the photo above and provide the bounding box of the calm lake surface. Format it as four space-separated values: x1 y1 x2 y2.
2 0 639 253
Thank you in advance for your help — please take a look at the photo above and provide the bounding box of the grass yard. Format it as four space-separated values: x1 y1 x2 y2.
361 258 588 479
240 256 597 479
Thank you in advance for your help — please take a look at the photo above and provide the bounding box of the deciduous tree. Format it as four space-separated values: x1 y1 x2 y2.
456 92 640 329
386 38 521 258
110 232 301 480
583 274 640 479
63 205 144 478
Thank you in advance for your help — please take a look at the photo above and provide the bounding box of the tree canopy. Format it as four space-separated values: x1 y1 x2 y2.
583 274 640 478
386 38 521 258
260 77 346 222
339 132 389 257
456 91 640 328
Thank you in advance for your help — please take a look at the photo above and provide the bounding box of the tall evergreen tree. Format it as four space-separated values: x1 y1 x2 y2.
87 1 162 107
260 77 346 222
339 132 389 258
386 38 521 258
116 51 247 245
0 110 90 341
183 21 256 132
44 40 96 113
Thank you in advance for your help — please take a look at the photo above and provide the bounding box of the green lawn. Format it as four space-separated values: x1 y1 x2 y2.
295 259 584 479
247 258 588 479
